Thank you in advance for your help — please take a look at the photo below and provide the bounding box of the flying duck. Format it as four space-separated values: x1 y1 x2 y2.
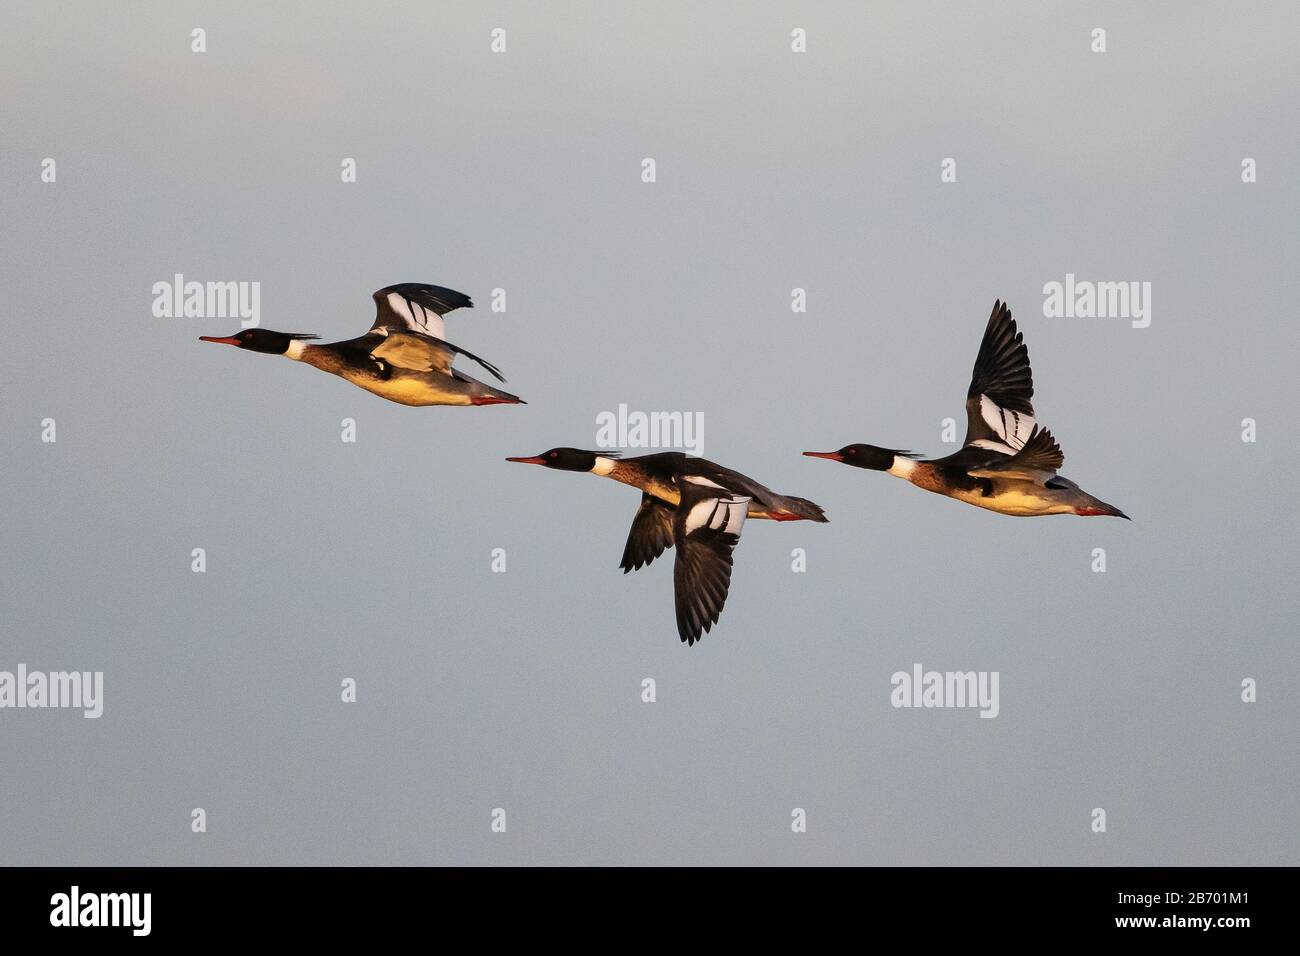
505 449 828 645
804 300 1129 518
199 283 523 406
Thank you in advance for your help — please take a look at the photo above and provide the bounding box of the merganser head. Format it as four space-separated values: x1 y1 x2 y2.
199 329 319 354
506 448 616 472
803 445 917 470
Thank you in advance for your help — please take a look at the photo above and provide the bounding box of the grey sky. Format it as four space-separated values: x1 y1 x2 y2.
1 1 1297 865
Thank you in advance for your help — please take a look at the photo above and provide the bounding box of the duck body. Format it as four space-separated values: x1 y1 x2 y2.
290 330 521 406
805 300 1128 519
892 446 1118 517
200 283 523 407
507 447 826 645
596 452 828 521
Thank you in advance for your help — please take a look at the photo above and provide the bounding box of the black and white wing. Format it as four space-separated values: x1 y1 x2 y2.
672 476 750 646
963 300 1036 456
362 283 502 382
967 426 1064 482
620 493 676 573
370 283 474 340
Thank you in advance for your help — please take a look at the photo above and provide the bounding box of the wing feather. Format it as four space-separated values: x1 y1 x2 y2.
368 329 506 382
371 283 474 339
963 300 1036 451
672 478 749 645
967 426 1064 481
620 494 676 573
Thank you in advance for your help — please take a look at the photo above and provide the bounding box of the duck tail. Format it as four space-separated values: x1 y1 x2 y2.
470 386 526 406
778 495 829 523
1075 498 1130 519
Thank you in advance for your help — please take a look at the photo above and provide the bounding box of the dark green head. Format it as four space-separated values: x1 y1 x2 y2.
199 329 319 354
505 448 617 472
803 445 917 470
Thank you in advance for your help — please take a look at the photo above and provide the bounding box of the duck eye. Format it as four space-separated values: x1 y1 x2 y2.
549 452 557 458
846 449 855 456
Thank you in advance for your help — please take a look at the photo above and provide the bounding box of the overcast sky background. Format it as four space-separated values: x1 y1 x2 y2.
2 1 1297 865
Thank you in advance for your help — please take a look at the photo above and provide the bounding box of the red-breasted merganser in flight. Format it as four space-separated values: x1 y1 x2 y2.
804 300 1128 518
199 283 523 406
506 449 827 645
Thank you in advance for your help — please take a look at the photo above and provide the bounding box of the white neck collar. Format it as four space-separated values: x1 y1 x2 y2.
887 455 917 478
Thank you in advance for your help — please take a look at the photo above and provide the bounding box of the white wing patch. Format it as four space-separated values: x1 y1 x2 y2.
683 495 749 536
978 394 1035 451
682 475 727 490
385 292 446 340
